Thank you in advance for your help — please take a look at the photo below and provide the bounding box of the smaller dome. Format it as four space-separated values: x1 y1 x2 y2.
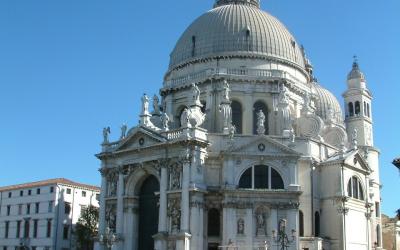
347 60 365 81
312 83 343 123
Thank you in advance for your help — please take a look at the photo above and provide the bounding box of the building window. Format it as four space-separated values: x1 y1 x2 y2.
24 220 30 238
80 205 87 215
191 35 196 57
367 103 370 117
47 219 52 237
238 165 284 189
16 220 21 238
207 208 220 237
50 186 54 193
5 221 9 238
18 204 22 215
363 101 367 116
347 176 365 200
355 101 361 115
299 210 304 237
20 190 23 196
48 201 54 213
6 205 10 216
348 102 354 117
36 188 40 194
63 225 69 239
31 247 36 250
3 246 7 250
375 202 380 217
315 212 320 237
82 191 86 197
28 190 32 196
231 100 243 134
66 188 71 194
35 202 40 214
8 192 11 198
26 204 31 214
253 101 268 135
33 219 38 238
65 202 71 214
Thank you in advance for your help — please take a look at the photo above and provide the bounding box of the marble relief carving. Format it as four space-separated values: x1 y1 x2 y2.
169 163 182 190
105 203 117 231
168 198 181 233
237 218 245 235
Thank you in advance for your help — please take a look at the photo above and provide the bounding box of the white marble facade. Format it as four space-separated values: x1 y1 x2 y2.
96 1 383 249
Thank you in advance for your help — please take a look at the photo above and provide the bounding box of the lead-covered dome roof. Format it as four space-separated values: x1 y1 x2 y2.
168 2 306 72
312 83 343 123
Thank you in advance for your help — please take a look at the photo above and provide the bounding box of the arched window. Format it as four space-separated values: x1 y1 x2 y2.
299 210 304 237
238 165 284 190
231 100 243 134
348 102 354 117
367 103 370 118
347 176 364 200
315 212 320 237
355 101 361 115
191 36 196 57
364 101 367 116
207 208 220 237
253 101 268 135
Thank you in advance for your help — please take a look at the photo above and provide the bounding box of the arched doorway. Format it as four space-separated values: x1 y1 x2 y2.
138 175 160 250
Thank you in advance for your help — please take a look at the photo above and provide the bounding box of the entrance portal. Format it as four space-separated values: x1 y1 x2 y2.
138 175 160 250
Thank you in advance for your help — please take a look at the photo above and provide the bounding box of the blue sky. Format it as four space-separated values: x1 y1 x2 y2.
0 0 399 216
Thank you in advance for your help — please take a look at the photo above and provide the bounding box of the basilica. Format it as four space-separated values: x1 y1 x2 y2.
96 0 382 249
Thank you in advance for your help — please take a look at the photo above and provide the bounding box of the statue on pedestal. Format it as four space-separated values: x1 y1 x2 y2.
141 94 150 115
103 127 111 144
256 110 266 135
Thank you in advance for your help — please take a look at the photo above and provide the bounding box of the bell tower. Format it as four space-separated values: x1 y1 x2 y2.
343 57 374 147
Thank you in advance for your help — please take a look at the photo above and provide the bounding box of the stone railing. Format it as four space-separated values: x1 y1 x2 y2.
164 128 184 140
164 67 302 89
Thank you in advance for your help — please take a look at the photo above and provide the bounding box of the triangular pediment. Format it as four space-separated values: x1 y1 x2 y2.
343 150 371 172
114 126 167 151
229 136 300 157
322 149 371 173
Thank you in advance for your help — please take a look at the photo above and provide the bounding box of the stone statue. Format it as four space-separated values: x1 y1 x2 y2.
302 92 312 114
327 107 335 123
120 123 127 140
256 110 266 135
105 204 117 231
278 219 287 233
229 125 236 140
103 127 111 144
141 94 150 115
352 128 358 149
237 218 245 234
219 102 232 133
223 80 230 101
256 213 265 236
161 112 170 131
191 83 201 105
153 95 160 114
279 84 289 104
180 108 191 128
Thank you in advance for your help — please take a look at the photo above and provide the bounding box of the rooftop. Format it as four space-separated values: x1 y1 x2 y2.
0 178 100 192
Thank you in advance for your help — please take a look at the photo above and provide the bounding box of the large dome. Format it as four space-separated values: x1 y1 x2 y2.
168 3 306 73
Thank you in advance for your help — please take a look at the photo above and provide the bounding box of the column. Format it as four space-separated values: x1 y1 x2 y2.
287 209 299 250
155 165 168 250
116 167 125 249
181 160 190 232
243 92 253 135
98 167 108 250
159 166 168 232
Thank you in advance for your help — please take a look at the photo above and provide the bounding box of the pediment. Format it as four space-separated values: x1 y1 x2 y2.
229 136 300 157
343 150 371 172
114 126 167 151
